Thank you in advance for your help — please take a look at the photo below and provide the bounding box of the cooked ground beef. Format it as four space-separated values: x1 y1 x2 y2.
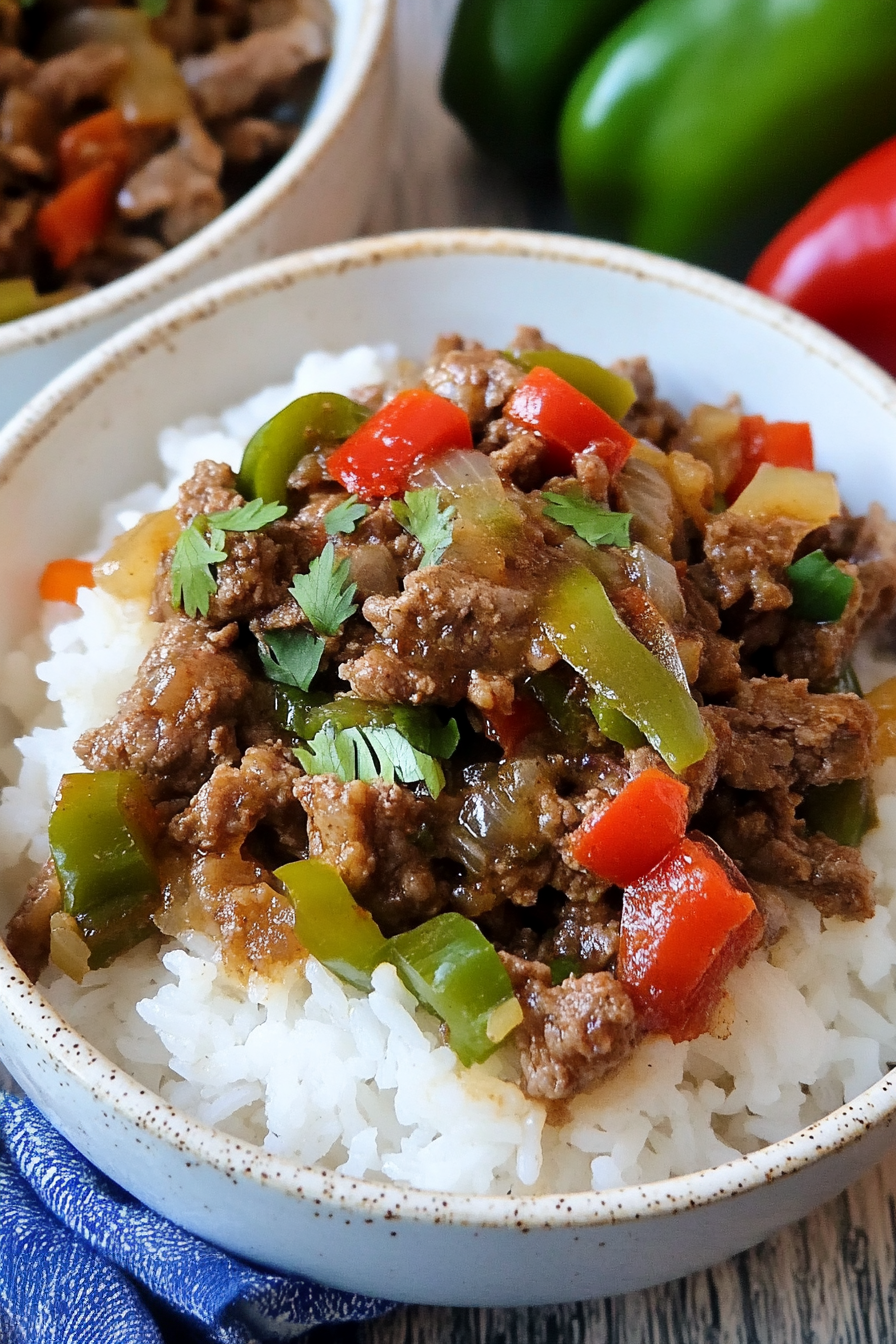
13 330 895 1100
500 953 640 1100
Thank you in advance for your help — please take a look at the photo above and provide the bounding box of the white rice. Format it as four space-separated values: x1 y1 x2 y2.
3 343 896 1197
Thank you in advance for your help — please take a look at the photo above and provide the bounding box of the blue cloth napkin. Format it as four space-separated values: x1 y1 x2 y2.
0 1093 393 1344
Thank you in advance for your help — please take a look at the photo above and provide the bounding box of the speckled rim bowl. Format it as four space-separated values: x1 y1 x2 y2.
0 0 393 427
1 228 896 1309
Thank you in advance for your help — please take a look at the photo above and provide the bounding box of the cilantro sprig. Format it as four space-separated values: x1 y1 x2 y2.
325 495 370 537
295 722 448 798
170 498 287 618
542 487 632 549
289 541 358 637
258 629 325 693
392 488 455 568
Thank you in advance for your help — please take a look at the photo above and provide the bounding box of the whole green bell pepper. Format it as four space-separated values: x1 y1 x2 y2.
441 0 639 172
559 0 896 276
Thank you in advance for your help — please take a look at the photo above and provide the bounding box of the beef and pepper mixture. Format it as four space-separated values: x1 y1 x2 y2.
10 328 896 1104
0 0 331 321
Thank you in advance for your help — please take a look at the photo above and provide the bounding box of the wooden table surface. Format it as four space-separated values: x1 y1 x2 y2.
318 2 896 1341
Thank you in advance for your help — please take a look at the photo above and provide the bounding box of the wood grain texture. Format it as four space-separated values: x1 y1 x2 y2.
332 1 896 1339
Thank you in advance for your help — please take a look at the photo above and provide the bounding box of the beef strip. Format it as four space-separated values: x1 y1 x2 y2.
342 564 536 706
0 86 55 179
0 188 35 278
75 618 253 802
422 338 522 432
118 117 224 247
217 115 297 163
679 574 742 697
181 4 331 120
27 43 128 119
0 46 35 93
500 953 640 1100
708 787 875 921
296 774 445 933
702 677 876 792
6 857 60 982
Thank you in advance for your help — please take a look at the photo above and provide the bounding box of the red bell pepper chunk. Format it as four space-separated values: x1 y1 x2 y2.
747 135 896 379
37 164 118 271
326 389 474 500
504 365 635 476
39 558 95 604
568 767 689 888
58 109 133 187
726 415 814 504
482 695 548 756
617 836 764 1042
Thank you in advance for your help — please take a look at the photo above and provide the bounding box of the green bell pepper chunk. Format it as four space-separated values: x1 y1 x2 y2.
441 0 638 172
799 778 876 849
237 393 370 504
559 0 896 275
48 771 160 969
275 859 387 990
786 550 856 623
541 564 710 772
514 349 636 421
589 691 646 750
387 912 521 1066
0 278 81 325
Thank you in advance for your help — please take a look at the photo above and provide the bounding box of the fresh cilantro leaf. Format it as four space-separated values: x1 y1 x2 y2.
392 488 455 568
170 516 227 618
393 706 460 759
325 495 370 537
294 722 447 798
208 499 287 532
258 629 325 692
542 487 632 548
289 541 358 637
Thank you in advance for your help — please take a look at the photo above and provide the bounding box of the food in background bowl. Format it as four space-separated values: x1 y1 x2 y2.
4 325 896 1198
0 0 332 322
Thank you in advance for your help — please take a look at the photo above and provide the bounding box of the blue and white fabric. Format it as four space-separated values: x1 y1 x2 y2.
0 1092 393 1343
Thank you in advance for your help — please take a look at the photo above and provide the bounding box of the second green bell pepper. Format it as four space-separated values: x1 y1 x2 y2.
559 0 896 276
441 0 639 172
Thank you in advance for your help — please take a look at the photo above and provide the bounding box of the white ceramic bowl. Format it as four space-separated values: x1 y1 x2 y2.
0 0 392 428
1 229 896 1308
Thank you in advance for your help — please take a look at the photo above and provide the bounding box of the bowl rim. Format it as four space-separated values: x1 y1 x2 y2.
2 225 896 1230
0 0 392 359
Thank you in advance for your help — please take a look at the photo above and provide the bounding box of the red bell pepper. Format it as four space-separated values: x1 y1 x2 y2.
39 559 96 604
482 695 548 756
568 767 688 887
504 365 635 476
726 415 814 505
37 165 119 271
327 389 474 500
747 135 896 379
617 836 764 1042
58 109 133 187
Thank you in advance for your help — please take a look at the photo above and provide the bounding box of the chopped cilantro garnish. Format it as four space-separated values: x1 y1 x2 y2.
258 629 325 693
289 541 358 637
324 495 370 537
392 488 456 568
295 722 447 798
542 487 632 548
208 499 287 532
170 516 227 618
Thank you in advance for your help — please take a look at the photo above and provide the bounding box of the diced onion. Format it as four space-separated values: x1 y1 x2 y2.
615 455 677 560
49 911 90 984
630 543 685 623
411 449 521 579
449 759 548 877
486 995 524 1043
